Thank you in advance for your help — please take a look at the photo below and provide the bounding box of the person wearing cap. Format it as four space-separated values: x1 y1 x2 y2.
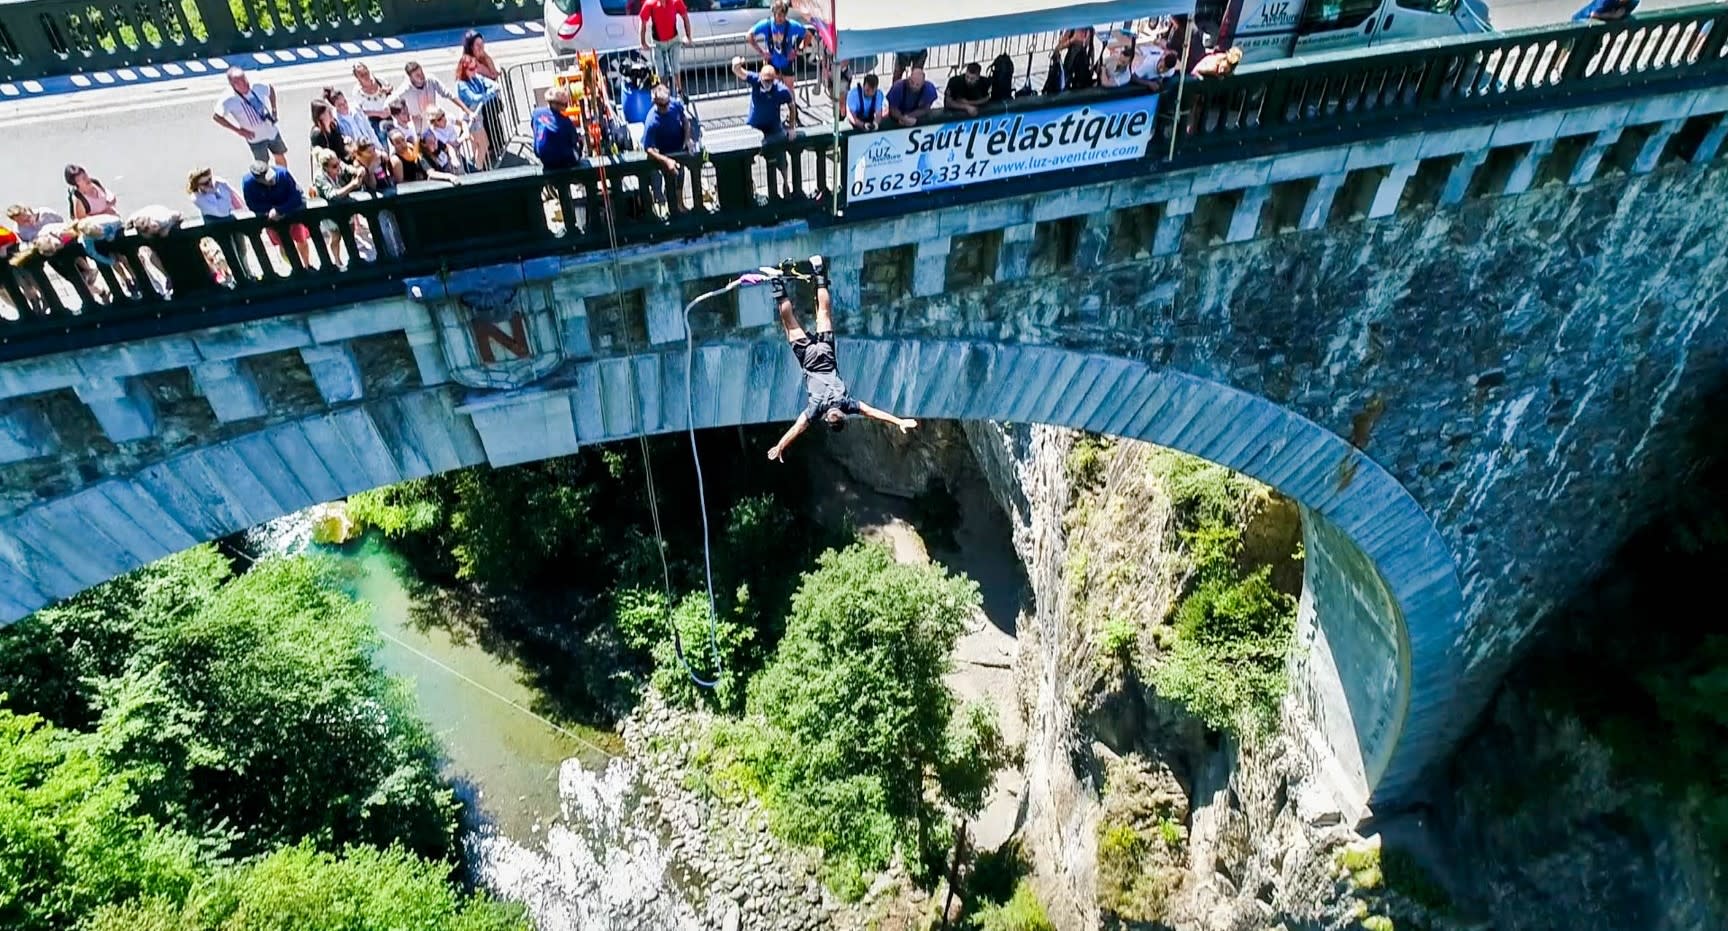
533 86 582 170
641 84 693 217
241 161 313 268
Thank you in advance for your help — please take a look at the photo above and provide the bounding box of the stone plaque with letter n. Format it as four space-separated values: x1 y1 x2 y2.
428 281 565 389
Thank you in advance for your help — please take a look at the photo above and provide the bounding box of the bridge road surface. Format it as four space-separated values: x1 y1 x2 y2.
0 0 1700 219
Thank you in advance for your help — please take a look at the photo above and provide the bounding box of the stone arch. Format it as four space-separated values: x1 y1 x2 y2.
0 338 1462 809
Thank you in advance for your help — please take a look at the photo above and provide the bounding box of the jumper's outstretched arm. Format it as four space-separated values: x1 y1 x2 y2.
858 402 918 433
767 413 811 461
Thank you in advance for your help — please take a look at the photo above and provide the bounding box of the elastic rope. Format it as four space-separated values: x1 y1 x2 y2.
591 150 723 690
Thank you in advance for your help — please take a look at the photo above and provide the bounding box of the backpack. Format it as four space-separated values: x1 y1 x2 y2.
988 53 1015 103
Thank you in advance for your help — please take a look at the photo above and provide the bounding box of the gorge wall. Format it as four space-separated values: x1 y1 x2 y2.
964 420 1727 931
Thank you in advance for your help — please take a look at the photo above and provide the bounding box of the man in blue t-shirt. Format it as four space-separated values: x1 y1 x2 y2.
747 0 809 73
887 66 937 127
532 86 581 170
641 84 692 216
732 56 798 144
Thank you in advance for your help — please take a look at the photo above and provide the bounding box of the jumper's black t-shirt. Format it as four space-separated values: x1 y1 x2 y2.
793 332 861 420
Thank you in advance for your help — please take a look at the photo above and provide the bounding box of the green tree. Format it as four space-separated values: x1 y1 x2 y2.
614 587 756 711
0 546 230 730
92 554 458 860
1152 567 1295 735
727 543 1006 889
0 709 204 931
86 841 529 931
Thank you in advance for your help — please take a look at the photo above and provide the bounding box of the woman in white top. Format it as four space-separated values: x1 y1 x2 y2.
186 167 244 222
351 62 396 143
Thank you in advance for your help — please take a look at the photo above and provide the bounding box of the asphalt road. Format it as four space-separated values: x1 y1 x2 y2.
0 0 1706 218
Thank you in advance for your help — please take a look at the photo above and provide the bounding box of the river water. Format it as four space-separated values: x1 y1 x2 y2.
251 519 701 930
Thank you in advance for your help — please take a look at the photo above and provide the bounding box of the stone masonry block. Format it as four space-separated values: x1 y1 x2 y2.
1489 111 1566 148
299 343 365 404
73 336 202 381
1694 116 1728 165
1555 101 1631 138
1368 162 1419 220
192 359 268 423
1569 127 1624 186
192 316 313 361
0 400 57 463
73 377 157 443
404 326 451 386
1264 146 1349 184
1439 149 1489 207
1152 197 1196 256
1345 136 1424 173
1226 186 1273 243
644 282 686 346
0 354 80 400
1632 118 1684 175
996 222 1039 283
1626 91 1697 127
1299 174 1346 231
305 297 420 344
913 237 952 298
1415 125 1494 160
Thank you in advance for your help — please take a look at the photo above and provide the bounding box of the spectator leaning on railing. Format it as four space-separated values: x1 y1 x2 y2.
241 160 313 267
943 63 992 117
749 1 810 74
642 84 694 217
533 87 583 170
886 66 937 127
846 74 886 131
1573 0 1638 20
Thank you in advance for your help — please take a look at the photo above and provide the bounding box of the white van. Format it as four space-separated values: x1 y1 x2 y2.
545 0 796 67
1198 0 1492 63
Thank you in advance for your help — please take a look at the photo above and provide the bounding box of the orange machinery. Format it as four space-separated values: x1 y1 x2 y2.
552 50 616 156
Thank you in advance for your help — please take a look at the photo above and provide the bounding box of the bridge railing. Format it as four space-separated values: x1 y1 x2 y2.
0 135 837 361
6 7 1728 362
0 0 539 82
1179 6 1728 158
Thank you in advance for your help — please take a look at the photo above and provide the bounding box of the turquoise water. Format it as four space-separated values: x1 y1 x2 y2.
337 536 612 840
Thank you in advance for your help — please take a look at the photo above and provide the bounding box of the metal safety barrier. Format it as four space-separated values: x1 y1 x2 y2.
6 6 1728 362
1177 5 1728 159
0 0 537 81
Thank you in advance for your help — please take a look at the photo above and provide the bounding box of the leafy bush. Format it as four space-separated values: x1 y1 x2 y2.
1099 616 1138 661
695 543 1005 894
1152 567 1295 735
614 587 756 711
972 881 1055 931
85 841 527 931
1065 436 1112 492
0 709 205 931
0 548 459 863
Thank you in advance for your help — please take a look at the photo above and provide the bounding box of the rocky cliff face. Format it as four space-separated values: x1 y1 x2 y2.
963 421 1422 931
963 419 1726 931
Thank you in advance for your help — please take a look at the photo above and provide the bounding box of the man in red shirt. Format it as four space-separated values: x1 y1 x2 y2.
639 0 694 95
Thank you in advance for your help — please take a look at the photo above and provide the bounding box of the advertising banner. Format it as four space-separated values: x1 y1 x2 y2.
844 94 1160 204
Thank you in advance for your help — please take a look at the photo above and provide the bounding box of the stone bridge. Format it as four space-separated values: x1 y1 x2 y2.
4 10 1728 816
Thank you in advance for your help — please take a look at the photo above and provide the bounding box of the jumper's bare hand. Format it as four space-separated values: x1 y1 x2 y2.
768 445 784 462
898 419 918 434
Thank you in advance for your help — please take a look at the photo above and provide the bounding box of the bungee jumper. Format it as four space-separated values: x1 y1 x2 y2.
762 255 919 461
